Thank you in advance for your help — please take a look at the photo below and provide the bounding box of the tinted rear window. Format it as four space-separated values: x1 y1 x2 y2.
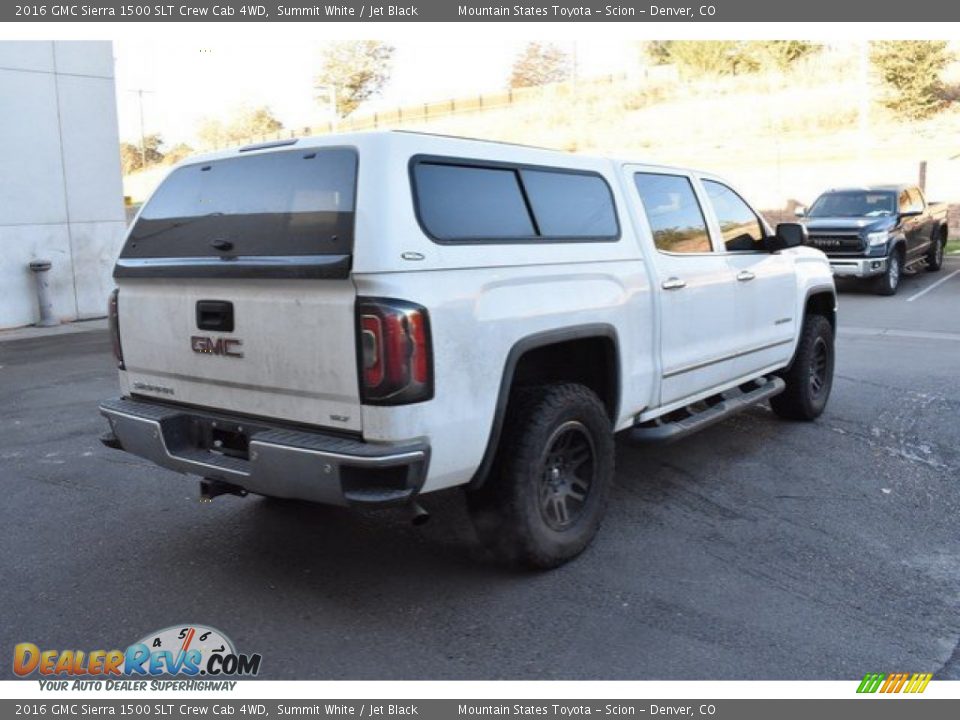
412 159 619 243
521 170 618 238
413 163 535 239
122 147 357 258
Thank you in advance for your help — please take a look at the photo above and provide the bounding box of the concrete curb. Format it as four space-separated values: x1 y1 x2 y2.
0 318 108 344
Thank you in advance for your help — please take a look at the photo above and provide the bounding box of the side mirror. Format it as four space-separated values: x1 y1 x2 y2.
793 205 807 218
767 222 808 252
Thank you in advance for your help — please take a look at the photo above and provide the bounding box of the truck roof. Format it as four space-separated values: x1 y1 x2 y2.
176 129 707 178
821 184 913 194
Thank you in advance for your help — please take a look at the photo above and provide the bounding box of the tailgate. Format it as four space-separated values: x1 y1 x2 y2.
118 278 361 431
114 144 363 432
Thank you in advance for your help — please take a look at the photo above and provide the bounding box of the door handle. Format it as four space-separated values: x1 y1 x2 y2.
736 270 756 282
661 277 686 290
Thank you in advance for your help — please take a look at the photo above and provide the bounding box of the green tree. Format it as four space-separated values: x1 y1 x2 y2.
197 106 284 147
749 41 820 71
229 106 283 139
509 42 572 88
119 134 165 174
649 40 819 76
870 41 953 119
119 142 143 175
197 118 228 148
140 134 165 165
646 41 673 66
315 41 396 118
662 41 745 76
164 142 195 165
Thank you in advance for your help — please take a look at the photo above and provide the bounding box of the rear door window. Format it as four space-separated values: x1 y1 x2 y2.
122 147 357 258
633 172 712 254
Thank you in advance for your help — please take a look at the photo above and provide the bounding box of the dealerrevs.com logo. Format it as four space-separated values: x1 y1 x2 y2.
856 672 932 694
13 625 261 689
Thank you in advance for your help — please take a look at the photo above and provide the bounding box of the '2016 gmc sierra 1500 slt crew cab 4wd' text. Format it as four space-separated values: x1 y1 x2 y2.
100 131 837 568
796 184 949 296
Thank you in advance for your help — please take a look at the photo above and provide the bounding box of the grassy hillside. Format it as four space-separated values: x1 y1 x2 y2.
124 45 959 233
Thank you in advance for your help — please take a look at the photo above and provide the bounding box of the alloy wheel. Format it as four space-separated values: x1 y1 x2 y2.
538 421 595 531
809 337 829 397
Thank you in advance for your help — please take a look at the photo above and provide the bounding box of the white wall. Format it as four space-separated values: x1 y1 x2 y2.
0 41 126 329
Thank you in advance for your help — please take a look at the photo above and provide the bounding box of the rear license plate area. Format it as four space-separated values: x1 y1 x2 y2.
180 417 250 460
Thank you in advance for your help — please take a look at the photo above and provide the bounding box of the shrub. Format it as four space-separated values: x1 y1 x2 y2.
870 41 953 119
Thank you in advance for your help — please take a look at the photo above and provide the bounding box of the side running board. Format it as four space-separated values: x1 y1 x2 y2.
629 376 786 444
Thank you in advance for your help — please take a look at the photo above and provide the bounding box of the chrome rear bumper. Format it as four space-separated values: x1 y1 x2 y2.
99 397 428 506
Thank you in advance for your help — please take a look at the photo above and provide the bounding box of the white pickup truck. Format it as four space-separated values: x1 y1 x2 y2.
100 131 836 568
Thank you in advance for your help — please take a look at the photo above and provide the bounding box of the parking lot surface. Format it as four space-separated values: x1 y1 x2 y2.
2 258 958 680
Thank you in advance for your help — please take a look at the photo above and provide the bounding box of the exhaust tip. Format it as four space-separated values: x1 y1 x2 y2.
410 502 431 526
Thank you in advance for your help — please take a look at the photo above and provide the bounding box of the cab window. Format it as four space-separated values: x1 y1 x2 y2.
703 180 765 252
905 188 925 214
633 172 712 254
898 190 913 214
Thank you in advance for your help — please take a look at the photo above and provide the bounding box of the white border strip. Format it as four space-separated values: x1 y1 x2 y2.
2 679 960 700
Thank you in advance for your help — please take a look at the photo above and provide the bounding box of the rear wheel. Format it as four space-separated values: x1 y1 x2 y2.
467 383 614 569
873 248 902 296
926 229 946 272
770 314 835 421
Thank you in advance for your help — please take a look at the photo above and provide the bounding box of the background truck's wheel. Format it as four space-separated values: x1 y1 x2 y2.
873 248 902 296
467 383 614 570
770 314 835 421
926 229 946 272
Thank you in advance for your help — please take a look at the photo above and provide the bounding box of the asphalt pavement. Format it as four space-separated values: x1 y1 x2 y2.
1 258 958 680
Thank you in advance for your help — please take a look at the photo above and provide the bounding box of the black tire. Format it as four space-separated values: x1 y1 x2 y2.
873 247 902 296
466 383 614 570
770 314 835 421
926 228 946 272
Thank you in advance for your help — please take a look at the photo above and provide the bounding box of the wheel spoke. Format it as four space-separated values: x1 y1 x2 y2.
568 447 591 469
553 432 573 453
553 496 570 525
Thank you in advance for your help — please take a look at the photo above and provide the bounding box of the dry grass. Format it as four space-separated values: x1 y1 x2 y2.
125 46 960 214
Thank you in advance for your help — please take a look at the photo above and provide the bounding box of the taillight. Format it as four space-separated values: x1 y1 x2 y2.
107 288 124 369
357 298 433 405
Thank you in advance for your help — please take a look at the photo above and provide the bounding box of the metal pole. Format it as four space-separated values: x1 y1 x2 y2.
128 88 154 167
858 42 870 166
137 89 146 166
314 83 338 134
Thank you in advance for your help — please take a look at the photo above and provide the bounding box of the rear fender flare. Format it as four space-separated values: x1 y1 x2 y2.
468 324 620 489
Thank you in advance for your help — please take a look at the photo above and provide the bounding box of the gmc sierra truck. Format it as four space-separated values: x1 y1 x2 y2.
797 184 949 295
100 131 837 568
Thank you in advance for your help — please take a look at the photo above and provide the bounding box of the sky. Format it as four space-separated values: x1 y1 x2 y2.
113 39 641 146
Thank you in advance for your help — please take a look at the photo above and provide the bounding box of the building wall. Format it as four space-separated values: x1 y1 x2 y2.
0 41 126 329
